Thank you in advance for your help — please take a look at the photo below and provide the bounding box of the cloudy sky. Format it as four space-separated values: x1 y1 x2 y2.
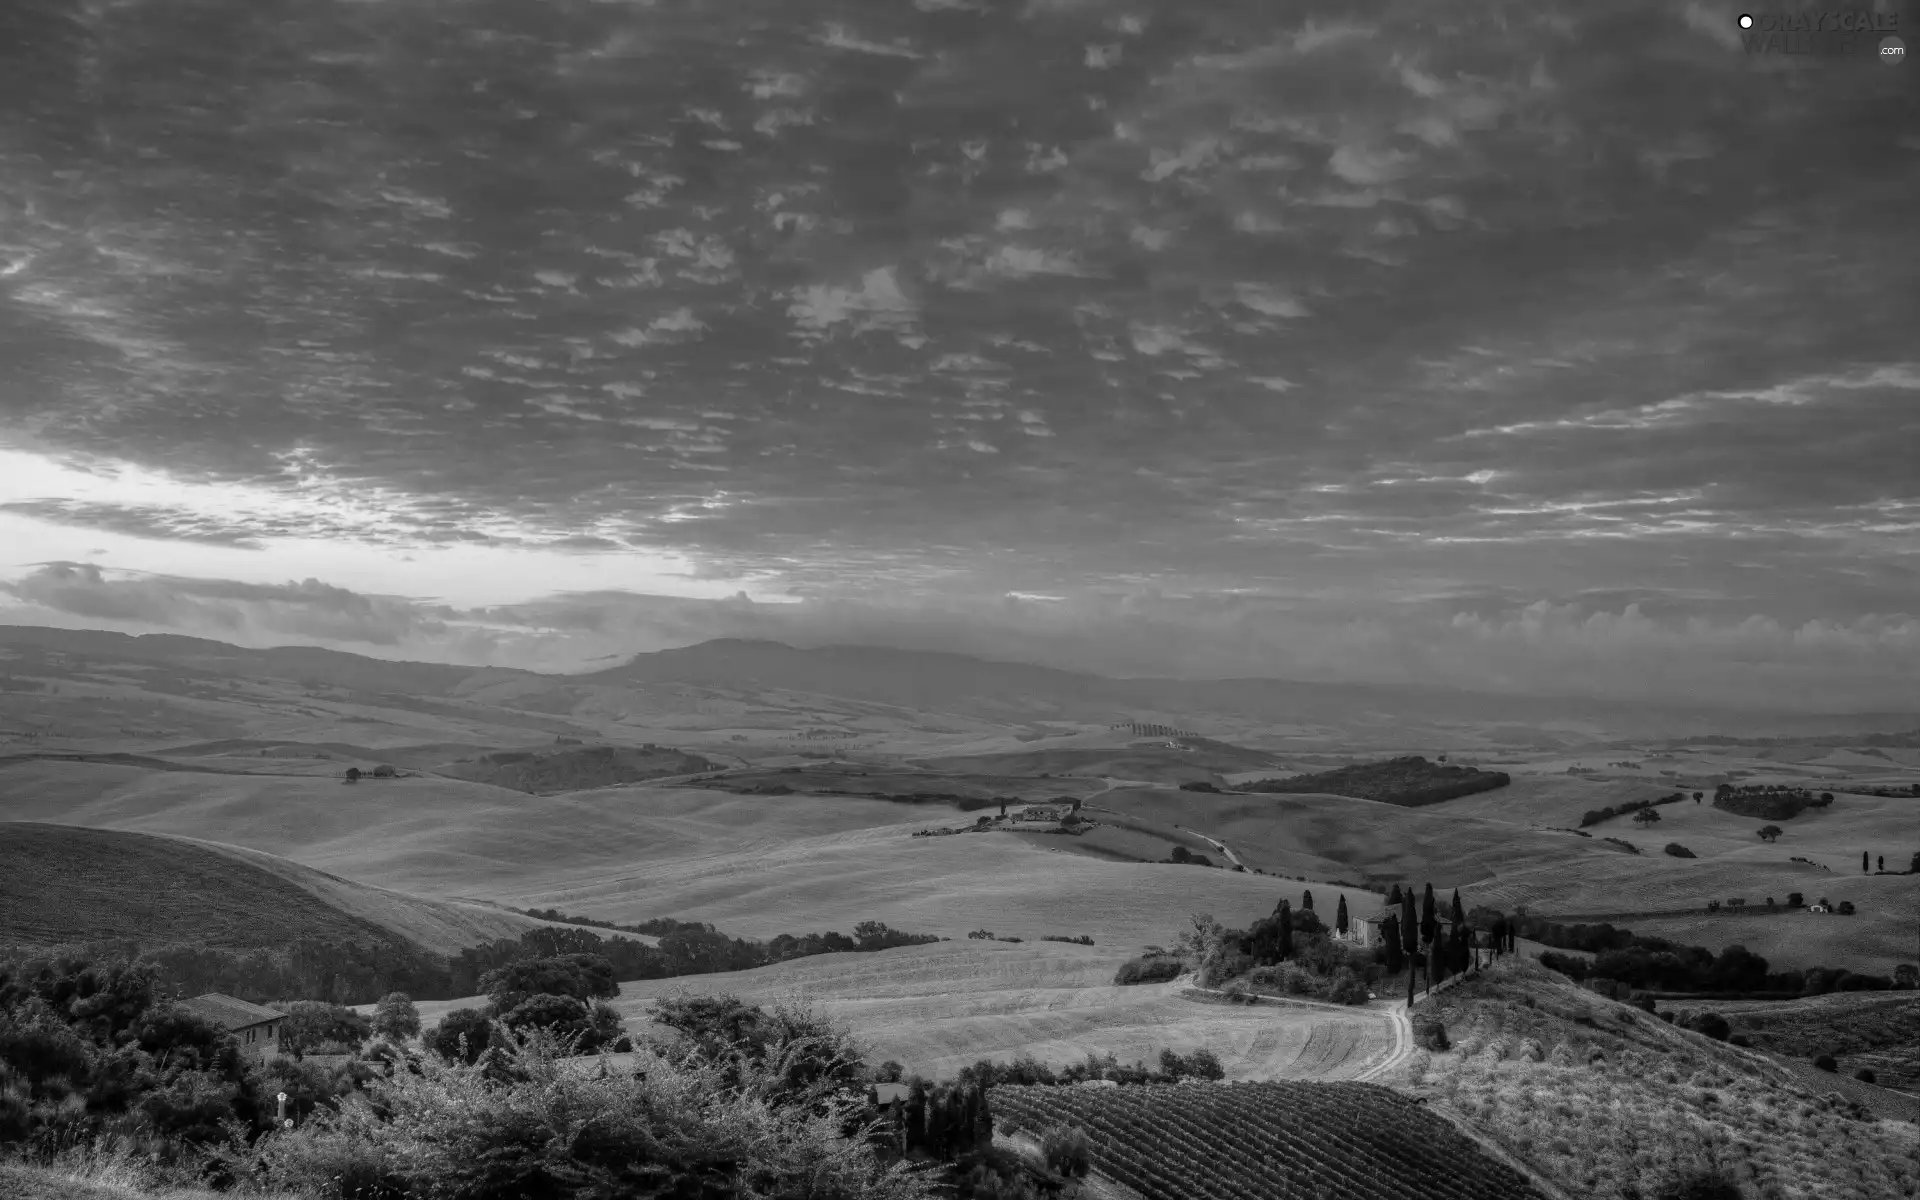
1 0 1916 710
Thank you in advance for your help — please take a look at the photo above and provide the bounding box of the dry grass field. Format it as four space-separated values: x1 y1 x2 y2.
1388 958 1920 1200
394 940 1402 1085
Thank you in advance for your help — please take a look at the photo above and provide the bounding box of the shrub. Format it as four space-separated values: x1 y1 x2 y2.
1651 1166 1746 1200
1039 1124 1092 1177
1836 901 1855 915
1855 1067 1877 1084
1411 1015 1450 1052
424 1008 494 1065
274 1000 373 1059
1813 1054 1837 1071
1325 969 1372 1006
243 1027 935 1200
1663 843 1696 859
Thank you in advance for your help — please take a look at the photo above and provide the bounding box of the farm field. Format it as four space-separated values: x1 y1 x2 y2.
399 940 1403 1085
0 757 1319 950
990 1079 1546 1200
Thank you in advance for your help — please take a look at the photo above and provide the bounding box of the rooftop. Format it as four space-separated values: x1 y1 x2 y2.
178 993 283 1030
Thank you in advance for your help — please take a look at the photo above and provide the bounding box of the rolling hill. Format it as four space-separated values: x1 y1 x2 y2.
0 822 552 955
434 744 721 793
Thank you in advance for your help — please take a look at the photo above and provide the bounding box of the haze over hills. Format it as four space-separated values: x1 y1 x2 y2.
4 625 1915 754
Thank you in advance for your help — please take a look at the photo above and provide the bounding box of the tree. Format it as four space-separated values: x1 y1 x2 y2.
1877 855 1884 872
1786 892 1803 907
1756 825 1782 843
1301 889 1314 913
1382 916 1403 974
274 1000 372 1060
1693 791 1703 803
1449 889 1464 926
1401 891 1419 958
1633 807 1662 825
372 992 421 1042
1277 903 1293 962
1863 851 1869 874
1386 883 1402 907
1912 850 1920 874
1894 964 1917 989
1420 885 1437 946
425 1007 494 1064
1335 894 1349 937
344 767 360 783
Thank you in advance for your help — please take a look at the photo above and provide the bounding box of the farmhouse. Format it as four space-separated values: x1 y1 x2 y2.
1337 911 1390 949
1807 904 1830 914
179 993 284 1061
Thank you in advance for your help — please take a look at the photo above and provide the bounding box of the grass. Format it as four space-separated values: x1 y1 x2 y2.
0 1144 301 1200
1384 957 1920 1200
1716 992 1920 1093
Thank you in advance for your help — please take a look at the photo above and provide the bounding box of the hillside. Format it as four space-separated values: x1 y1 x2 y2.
1384 957 1920 1200
0 822 546 955
991 1079 1547 1200
1244 756 1512 807
434 744 720 793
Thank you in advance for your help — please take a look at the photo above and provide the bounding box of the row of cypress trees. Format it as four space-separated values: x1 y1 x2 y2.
1377 883 1517 1003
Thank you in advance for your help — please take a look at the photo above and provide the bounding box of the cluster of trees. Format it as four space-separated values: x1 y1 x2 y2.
0 952 417 1178
1664 843 1696 858
426 953 629 1065
1244 757 1511 808
1165 846 1218 867
1580 792 1687 828
1039 935 1094 946
1711 784 1833 821
1858 784 1920 798
1516 915 1901 995
1121 883 1508 1006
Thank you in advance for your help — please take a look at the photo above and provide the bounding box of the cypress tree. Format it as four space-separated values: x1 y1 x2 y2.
1301 889 1314 912
1400 892 1418 958
1420 884 1437 946
1335 894 1349 936
1387 883 1402 906
905 1080 927 1152
1277 903 1294 961
1863 850 1869 874
1489 917 1504 960
1450 889 1465 926
1382 915 1403 974
1428 934 1445 986
1451 923 1469 974
974 1082 994 1148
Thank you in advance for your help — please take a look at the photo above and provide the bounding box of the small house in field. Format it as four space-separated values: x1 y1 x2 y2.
869 1082 911 1111
1338 911 1389 949
1807 904 1830 914
179 993 284 1061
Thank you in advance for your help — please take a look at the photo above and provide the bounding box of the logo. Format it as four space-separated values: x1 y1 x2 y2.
1736 9 1903 58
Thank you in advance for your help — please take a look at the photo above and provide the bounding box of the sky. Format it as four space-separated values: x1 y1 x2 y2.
0 0 1917 711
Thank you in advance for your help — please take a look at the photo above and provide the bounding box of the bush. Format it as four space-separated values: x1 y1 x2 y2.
1813 1053 1837 1071
273 1000 373 1059
1855 1067 1877 1084
1663 843 1696 859
1325 969 1371 1006
1411 1015 1450 1052
242 1027 935 1200
1039 1125 1090 1178
1113 955 1185 985
370 992 420 1042
424 1008 494 1065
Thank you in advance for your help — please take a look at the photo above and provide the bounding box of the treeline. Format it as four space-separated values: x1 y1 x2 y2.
449 920 941 996
1508 912 1898 995
1580 792 1687 827
5 917 943 1011
0 936 456 1009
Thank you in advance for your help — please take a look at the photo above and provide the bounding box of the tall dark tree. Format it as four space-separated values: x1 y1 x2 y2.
1490 917 1506 959
1428 935 1445 987
1301 889 1314 913
1450 923 1470 974
1277 903 1294 961
1449 889 1465 926
1400 892 1418 958
1420 885 1438 946
1387 883 1403 907
1877 855 1884 872
1335 894 1349 937
1863 851 1870 874
1382 916 1403 974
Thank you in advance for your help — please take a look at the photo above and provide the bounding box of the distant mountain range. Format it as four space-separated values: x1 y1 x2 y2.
1 625 1913 747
